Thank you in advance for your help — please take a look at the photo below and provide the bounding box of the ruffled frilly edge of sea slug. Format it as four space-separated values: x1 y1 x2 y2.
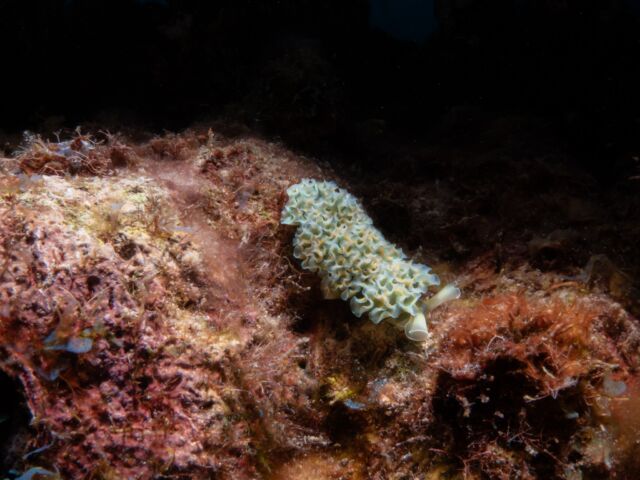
280 178 462 342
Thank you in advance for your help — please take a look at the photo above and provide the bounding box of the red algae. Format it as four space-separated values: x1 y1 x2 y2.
1 127 639 479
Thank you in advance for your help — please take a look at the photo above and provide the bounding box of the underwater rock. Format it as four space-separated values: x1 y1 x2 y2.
0 127 638 479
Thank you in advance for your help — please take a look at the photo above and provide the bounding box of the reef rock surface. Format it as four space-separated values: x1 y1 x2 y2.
0 123 639 479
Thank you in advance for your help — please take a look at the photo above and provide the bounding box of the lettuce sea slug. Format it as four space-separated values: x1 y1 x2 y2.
281 179 460 341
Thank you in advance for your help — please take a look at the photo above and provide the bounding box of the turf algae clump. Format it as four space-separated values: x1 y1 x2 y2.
281 179 460 341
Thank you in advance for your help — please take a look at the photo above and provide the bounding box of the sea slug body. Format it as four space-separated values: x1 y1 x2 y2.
281 179 460 341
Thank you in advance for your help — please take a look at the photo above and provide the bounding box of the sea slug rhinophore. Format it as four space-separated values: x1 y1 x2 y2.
281 179 460 341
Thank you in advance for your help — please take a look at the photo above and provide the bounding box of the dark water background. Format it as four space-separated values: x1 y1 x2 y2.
1 0 640 180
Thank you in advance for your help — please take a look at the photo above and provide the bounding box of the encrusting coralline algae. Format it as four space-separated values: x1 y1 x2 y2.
3 129 640 479
281 178 460 340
